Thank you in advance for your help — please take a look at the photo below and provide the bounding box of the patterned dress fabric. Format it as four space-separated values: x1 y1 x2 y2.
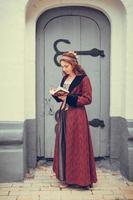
52 74 97 186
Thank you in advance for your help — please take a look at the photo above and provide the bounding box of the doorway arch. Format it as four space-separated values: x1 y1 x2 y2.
36 6 110 158
25 0 126 165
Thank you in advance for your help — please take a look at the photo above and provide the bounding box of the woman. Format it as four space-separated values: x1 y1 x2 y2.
50 51 97 189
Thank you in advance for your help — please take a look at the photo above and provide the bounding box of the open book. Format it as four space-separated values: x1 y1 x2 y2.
49 86 69 97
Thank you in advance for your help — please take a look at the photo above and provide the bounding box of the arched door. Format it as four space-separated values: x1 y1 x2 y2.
36 6 110 158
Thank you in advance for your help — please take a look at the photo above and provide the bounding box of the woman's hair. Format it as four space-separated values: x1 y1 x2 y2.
60 51 87 76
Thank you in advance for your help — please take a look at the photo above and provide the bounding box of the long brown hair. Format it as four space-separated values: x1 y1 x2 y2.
60 52 87 76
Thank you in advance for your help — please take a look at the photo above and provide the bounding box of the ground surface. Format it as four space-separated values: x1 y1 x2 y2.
0 160 133 200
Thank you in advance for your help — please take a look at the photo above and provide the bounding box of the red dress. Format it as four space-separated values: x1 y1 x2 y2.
52 74 97 186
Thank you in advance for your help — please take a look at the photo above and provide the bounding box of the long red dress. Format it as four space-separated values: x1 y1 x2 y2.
52 74 97 186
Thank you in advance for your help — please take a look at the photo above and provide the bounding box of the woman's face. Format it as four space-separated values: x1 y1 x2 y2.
60 60 73 75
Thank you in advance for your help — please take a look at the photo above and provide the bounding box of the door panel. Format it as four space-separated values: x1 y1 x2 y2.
80 16 101 156
44 16 81 157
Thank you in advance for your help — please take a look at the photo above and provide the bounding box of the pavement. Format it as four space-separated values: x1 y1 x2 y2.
0 160 133 200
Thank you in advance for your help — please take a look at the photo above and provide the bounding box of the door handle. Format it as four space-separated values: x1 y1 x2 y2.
89 118 105 128
44 97 52 103
45 97 55 115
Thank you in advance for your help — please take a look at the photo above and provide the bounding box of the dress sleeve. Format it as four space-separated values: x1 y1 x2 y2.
52 95 63 102
51 76 66 103
66 76 92 107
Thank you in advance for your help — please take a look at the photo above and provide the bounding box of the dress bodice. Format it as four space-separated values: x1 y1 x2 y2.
62 77 75 110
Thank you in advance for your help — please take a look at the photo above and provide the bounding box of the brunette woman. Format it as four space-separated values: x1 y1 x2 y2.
50 51 97 189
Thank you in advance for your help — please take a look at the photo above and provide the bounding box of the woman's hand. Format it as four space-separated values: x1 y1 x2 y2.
58 94 67 101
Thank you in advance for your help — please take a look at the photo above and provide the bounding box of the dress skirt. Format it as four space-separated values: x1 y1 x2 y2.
58 108 67 181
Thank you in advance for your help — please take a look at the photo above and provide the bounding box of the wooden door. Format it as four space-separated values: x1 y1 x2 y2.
36 6 110 158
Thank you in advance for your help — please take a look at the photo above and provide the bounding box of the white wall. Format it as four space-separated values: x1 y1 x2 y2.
0 0 133 121
124 0 133 119
0 0 26 121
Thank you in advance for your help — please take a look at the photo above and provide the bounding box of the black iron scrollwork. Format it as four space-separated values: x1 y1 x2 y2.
54 39 70 66
89 118 105 128
53 39 105 66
